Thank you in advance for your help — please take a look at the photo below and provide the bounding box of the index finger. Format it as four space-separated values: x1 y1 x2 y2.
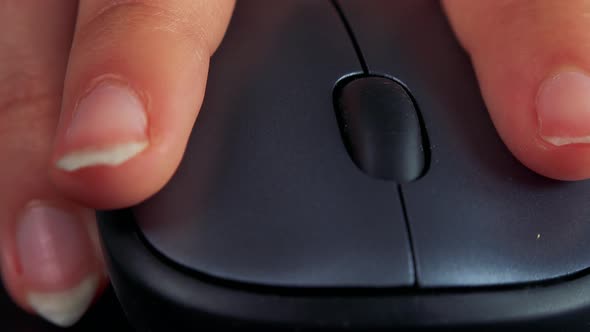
51 0 235 208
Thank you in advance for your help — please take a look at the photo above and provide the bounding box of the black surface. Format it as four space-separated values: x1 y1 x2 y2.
339 0 590 287
0 285 131 332
132 0 414 288
334 74 426 182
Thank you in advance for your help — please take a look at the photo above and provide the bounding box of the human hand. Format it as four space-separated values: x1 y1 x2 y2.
1 0 589 328
0 0 234 326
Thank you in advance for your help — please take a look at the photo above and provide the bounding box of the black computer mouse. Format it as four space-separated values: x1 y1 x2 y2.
97 1 590 331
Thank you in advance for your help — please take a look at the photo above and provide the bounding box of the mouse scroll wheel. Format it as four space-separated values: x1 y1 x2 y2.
334 75 428 183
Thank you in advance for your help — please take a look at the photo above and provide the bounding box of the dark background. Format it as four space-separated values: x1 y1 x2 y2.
1 285 133 331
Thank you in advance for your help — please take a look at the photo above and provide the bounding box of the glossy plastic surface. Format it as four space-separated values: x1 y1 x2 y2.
99 209 590 331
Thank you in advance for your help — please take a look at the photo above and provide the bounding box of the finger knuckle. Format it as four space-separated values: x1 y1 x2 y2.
0 70 59 118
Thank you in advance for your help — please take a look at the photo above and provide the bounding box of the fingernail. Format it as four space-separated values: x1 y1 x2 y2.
536 70 590 146
56 79 149 171
27 275 99 327
17 202 99 327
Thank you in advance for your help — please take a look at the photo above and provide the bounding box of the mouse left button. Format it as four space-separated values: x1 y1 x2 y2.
128 0 416 289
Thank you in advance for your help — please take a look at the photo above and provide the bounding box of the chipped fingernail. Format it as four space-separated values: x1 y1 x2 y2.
27 275 99 327
537 70 590 146
17 202 100 326
56 79 149 171
56 141 148 171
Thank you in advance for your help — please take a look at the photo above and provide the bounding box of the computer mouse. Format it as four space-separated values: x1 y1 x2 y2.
97 0 590 330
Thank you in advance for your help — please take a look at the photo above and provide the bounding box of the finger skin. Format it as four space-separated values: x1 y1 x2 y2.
443 0 590 180
0 0 107 320
51 0 235 209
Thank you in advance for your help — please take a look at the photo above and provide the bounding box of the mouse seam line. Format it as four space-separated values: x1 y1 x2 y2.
330 0 369 73
398 185 419 287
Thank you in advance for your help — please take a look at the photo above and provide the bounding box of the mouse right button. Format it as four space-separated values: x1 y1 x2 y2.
339 0 590 287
